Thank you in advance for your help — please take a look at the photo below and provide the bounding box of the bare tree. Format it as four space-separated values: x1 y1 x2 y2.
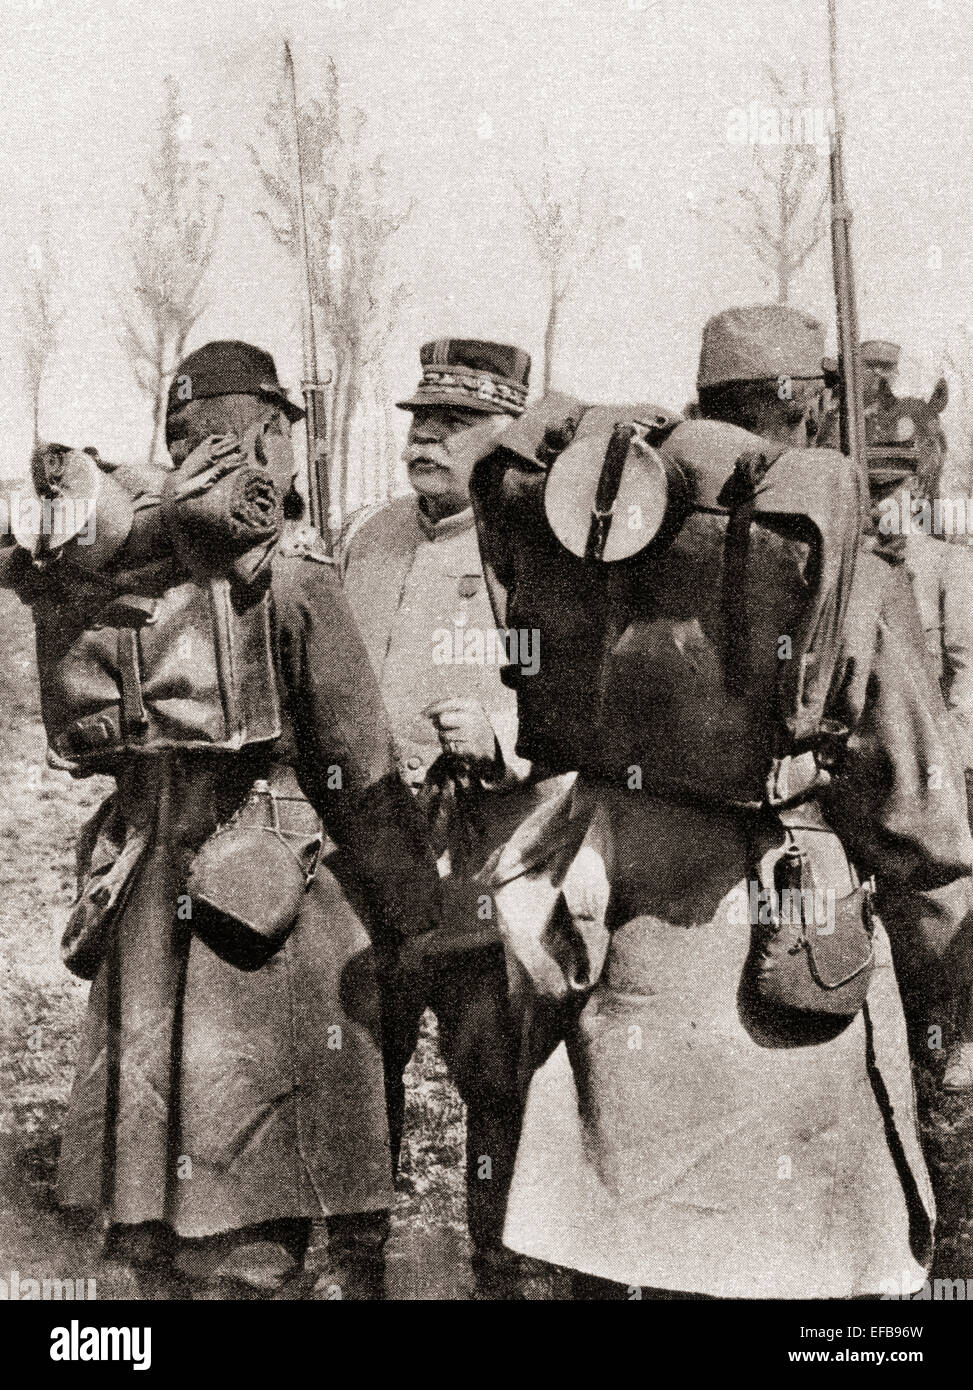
21 207 61 445
709 65 830 305
943 326 973 497
515 131 610 393
251 56 412 524
117 76 222 465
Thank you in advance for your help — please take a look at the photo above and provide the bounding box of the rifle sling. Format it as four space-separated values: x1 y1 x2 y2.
584 423 635 563
720 444 787 697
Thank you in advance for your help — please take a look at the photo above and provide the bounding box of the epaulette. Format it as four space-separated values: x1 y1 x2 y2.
278 524 336 565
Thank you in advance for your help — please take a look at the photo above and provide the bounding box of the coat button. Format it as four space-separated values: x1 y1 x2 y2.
406 756 423 770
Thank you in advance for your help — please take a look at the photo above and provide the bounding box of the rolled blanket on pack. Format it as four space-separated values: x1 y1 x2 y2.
161 428 283 579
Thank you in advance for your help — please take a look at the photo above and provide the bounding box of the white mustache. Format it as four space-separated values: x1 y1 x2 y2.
404 444 449 468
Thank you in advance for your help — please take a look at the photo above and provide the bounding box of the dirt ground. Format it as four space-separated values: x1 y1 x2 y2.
2 585 973 1299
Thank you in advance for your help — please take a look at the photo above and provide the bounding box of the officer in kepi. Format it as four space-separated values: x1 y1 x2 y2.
343 338 568 1297
343 339 532 787
861 339 902 432
11 340 442 1299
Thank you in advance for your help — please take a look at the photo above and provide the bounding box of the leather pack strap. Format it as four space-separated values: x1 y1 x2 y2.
116 628 149 736
584 423 635 562
719 444 787 697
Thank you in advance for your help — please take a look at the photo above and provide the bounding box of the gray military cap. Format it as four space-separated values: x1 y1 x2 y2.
697 305 827 390
861 340 900 369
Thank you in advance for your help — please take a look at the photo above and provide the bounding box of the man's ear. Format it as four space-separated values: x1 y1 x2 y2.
450 412 514 472
929 377 949 415
804 386 827 441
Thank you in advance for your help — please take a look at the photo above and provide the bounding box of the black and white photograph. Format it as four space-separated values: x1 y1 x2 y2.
0 0 971 1366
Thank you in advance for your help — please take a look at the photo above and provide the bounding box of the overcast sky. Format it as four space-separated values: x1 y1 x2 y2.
1 0 970 475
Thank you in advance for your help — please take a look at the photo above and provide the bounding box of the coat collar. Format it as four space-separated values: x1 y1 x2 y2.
416 498 476 542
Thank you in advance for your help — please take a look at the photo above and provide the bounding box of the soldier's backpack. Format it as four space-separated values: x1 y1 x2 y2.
6 438 283 775
470 393 865 809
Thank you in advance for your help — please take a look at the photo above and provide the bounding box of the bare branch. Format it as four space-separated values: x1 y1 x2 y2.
251 52 412 516
20 207 63 442
514 130 615 389
116 75 222 463
704 62 829 303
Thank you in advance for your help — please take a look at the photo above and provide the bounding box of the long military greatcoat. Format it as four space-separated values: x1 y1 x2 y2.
57 540 439 1236
500 550 973 1296
873 535 973 1002
901 533 973 773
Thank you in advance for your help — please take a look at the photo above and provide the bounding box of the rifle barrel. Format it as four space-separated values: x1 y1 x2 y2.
284 40 332 544
827 0 866 485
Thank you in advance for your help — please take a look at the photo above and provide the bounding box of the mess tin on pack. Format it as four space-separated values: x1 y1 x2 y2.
542 405 686 563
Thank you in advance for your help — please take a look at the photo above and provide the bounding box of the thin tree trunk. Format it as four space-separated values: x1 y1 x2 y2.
329 351 353 535
543 290 560 394
377 399 396 504
147 374 166 467
338 353 359 521
777 179 790 304
777 252 790 305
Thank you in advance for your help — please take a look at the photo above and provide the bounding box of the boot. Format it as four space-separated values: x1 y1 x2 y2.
105 1220 190 1300
313 1210 389 1300
132 1262 192 1301
194 1240 307 1300
177 1220 311 1300
471 1244 532 1300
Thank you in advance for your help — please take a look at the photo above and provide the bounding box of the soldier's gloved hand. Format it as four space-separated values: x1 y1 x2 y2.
424 698 501 775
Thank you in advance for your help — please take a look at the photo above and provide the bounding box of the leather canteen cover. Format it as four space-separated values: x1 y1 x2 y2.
186 776 323 971
471 406 863 804
750 822 875 1020
33 575 282 771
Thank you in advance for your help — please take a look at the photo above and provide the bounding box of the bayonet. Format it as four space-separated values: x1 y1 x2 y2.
284 40 333 547
827 0 866 488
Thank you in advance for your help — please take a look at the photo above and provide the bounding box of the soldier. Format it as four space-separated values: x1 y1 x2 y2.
473 305 972 1298
9 341 440 1299
864 448 973 1089
818 343 973 1087
342 338 564 1298
823 340 949 495
821 339 903 449
861 338 902 437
